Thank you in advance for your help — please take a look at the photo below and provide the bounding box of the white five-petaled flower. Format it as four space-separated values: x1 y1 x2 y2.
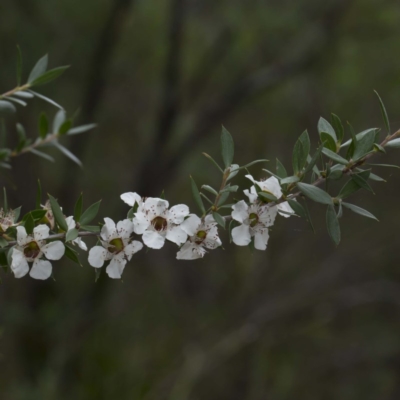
120 192 142 209
177 214 222 260
244 174 295 218
132 197 189 249
231 200 276 250
65 216 88 251
11 225 65 280
88 218 143 279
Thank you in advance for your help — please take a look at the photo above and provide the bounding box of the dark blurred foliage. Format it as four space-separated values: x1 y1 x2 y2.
1 0 400 399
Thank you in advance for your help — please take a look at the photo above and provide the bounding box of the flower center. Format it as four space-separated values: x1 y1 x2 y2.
152 216 168 231
108 238 124 254
23 241 41 259
249 213 259 227
195 230 207 244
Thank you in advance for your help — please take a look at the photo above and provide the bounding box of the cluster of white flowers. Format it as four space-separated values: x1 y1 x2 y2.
9 173 295 280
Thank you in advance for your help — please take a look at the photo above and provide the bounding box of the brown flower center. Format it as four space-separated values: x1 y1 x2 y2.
195 230 207 244
23 241 41 259
249 213 259 227
108 238 124 254
152 216 168 231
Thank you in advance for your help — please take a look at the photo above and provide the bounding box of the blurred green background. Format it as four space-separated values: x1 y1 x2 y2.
1 0 400 398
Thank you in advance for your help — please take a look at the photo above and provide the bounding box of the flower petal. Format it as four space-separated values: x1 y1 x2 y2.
180 214 201 236
254 228 269 251
33 224 50 241
132 212 150 234
232 224 251 246
123 241 143 260
117 219 134 238
30 259 52 280
263 176 283 198
120 192 141 207
144 197 169 217
106 255 127 279
168 204 189 224
65 216 76 231
166 226 187 245
277 201 295 218
16 226 28 246
73 237 88 251
176 242 205 260
11 248 29 278
231 200 249 223
203 226 222 249
41 241 65 260
143 230 165 249
258 205 277 227
88 246 108 268
101 217 116 241
244 188 258 204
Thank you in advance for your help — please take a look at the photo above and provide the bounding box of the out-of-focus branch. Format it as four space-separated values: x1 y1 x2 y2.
134 0 353 195
135 0 187 194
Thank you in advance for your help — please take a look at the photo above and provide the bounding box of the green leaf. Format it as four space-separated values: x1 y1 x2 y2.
29 209 47 221
221 126 234 168
326 205 340 245
318 117 337 142
29 66 69 87
67 123 97 135
30 149 55 163
13 91 34 99
374 144 386 153
80 225 100 233
345 122 358 159
201 185 218 196
13 206 21 223
80 200 101 226
304 143 324 175
321 148 348 165
38 112 48 139
16 45 22 86
28 90 64 110
292 130 310 174
217 191 230 207
27 54 48 83
52 142 82 167
66 228 79 242
258 192 278 202
320 132 336 152
297 182 332 205
351 173 374 193
239 159 269 170
58 119 72 135
276 158 287 178
24 213 35 235
342 202 379 221
48 194 68 231
0 237 8 248
212 212 226 229
352 130 375 160
287 199 307 219
74 193 83 222
65 244 81 266
368 163 400 169
190 176 205 214
220 185 239 193
7 96 27 107
3 187 8 213
95 267 102 282
280 176 300 185
36 179 42 209
0 101 16 114
385 138 400 148
331 113 344 143
374 90 390 134
52 110 66 133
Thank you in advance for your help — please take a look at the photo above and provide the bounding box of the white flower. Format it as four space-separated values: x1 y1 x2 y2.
231 200 276 250
245 174 295 218
0 208 17 232
65 216 87 251
132 197 189 249
41 200 55 229
88 218 143 279
11 225 65 280
177 214 222 260
120 192 142 209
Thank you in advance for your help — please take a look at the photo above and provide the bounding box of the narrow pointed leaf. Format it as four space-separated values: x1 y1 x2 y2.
318 117 337 142
212 212 226 229
67 123 97 135
221 126 234 168
326 205 340 245
28 90 63 109
331 113 344 143
276 158 287 178
321 148 348 165
52 142 82 167
74 193 83 222
28 54 48 83
342 202 378 221
39 112 48 139
29 149 55 163
190 176 205 214
48 194 68 231
374 90 390 134
66 228 79 242
80 200 101 226
297 182 332 205
29 66 69 87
